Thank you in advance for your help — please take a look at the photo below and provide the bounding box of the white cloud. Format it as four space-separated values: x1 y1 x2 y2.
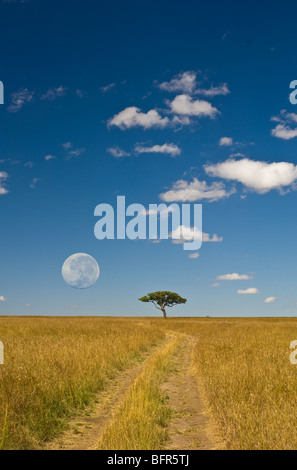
171 225 223 244
157 71 197 94
219 137 233 146
8 88 34 112
108 106 169 130
169 94 219 118
264 297 277 303
68 148 85 158
135 143 181 156
271 125 297 140
76 89 86 99
211 283 220 287
216 273 253 281
156 72 230 97
205 158 297 194
141 206 177 218
100 83 116 93
30 178 41 189
0 296 7 302
107 147 130 158
0 171 9 195
160 177 234 202
188 252 200 259
230 153 245 158
237 288 260 295
41 86 66 101
61 142 85 158
196 83 230 97
44 155 56 161
271 110 297 140
172 115 191 127
61 142 72 150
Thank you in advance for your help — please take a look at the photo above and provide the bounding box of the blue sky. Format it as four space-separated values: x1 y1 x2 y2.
0 0 297 316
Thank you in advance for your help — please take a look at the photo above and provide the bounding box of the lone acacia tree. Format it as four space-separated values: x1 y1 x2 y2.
139 291 187 319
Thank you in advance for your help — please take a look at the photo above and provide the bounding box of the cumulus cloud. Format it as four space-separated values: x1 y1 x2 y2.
160 177 234 202
0 171 9 195
135 143 181 156
44 155 56 161
237 288 260 295
216 273 253 280
0 296 7 302
195 83 230 97
41 86 66 101
156 72 230 97
205 158 297 194
8 88 34 112
264 297 277 303
171 225 223 243
271 110 297 140
271 125 297 140
157 71 197 94
169 94 219 118
107 147 130 158
108 106 169 130
219 137 233 146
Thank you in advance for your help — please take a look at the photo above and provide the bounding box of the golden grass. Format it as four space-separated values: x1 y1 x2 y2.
2 317 297 450
0 317 165 449
190 319 297 450
97 334 182 450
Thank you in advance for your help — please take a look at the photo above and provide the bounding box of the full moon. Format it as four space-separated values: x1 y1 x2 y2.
62 253 100 289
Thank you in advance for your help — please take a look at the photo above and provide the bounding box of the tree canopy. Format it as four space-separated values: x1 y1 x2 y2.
139 291 187 319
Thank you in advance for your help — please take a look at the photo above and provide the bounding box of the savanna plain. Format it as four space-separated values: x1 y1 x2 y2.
0 316 297 450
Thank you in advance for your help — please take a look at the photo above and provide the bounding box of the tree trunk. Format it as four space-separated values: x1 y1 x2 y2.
162 307 167 319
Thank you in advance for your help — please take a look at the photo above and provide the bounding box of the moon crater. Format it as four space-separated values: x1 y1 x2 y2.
62 253 100 289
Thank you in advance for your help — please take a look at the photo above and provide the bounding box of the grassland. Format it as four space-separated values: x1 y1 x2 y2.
0 317 165 449
1 316 297 450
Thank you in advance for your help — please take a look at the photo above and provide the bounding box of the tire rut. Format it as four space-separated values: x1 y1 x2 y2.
162 335 223 450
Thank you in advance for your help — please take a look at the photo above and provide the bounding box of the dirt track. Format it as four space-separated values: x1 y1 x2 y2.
47 335 175 450
47 333 222 450
162 335 222 450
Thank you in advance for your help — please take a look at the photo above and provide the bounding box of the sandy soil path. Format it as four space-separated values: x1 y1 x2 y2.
162 335 223 450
